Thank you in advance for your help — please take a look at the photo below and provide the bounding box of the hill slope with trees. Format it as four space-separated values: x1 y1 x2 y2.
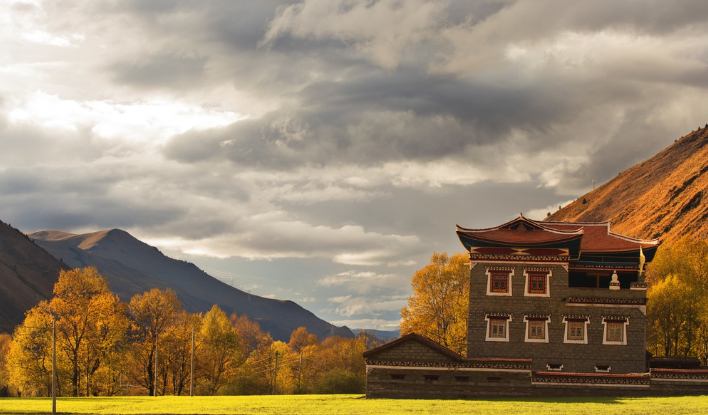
547 126 708 241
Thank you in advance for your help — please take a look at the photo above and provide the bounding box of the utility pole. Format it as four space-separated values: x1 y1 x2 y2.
154 335 158 397
272 351 279 395
52 319 56 415
190 328 194 397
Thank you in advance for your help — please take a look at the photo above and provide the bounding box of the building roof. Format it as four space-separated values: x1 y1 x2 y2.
362 332 464 361
456 215 659 255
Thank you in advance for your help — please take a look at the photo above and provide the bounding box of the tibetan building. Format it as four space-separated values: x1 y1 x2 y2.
364 216 708 398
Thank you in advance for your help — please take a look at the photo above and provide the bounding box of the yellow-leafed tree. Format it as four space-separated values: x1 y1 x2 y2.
7 267 128 397
400 252 469 356
197 305 241 395
647 236 708 362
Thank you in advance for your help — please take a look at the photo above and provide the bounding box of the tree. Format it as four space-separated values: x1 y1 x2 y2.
646 236 708 362
0 333 12 396
6 304 56 396
288 327 319 354
127 288 181 396
161 311 201 395
400 252 469 355
51 267 128 396
197 305 241 395
7 267 127 397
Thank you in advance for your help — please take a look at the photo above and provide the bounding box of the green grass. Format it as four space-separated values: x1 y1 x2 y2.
1 395 708 415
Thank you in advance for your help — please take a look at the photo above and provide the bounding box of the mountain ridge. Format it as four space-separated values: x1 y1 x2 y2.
29 228 353 341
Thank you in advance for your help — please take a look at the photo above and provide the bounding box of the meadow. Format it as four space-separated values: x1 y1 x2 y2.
1 394 708 415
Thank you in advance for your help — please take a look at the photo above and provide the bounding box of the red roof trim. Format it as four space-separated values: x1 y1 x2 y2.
456 215 584 236
533 371 649 379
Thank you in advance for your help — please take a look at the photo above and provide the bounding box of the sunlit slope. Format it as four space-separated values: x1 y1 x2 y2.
547 127 708 241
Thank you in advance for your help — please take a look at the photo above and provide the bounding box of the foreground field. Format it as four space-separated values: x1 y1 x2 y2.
1 394 708 415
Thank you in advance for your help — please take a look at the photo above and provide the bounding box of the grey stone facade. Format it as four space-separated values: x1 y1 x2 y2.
467 262 647 374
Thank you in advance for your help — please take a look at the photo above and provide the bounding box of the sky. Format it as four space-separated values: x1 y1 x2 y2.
2 0 708 332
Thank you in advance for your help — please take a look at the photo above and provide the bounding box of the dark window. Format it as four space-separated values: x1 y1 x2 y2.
568 271 613 288
547 363 562 371
595 365 610 372
424 375 439 384
568 271 595 288
618 272 638 289
487 377 501 383
455 376 470 383
390 374 405 380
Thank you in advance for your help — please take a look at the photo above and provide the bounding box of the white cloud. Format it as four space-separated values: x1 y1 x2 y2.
8 91 245 146
331 318 401 332
525 199 576 221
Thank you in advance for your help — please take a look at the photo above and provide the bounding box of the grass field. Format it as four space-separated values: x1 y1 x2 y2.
2 395 708 414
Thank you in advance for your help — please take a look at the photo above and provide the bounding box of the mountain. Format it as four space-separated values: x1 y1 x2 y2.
547 126 708 241
0 220 69 333
29 229 353 341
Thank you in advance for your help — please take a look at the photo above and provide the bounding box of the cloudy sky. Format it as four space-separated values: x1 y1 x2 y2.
2 0 707 331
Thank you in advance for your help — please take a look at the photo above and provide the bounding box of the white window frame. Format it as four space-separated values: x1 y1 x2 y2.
594 365 611 373
563 317 589 344
602 318 629 345
486 267 514 296
524 316 550 343
485 315 511 342
523 268 551 297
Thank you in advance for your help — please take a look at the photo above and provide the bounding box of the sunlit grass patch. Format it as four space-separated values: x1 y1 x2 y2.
1 394 708 414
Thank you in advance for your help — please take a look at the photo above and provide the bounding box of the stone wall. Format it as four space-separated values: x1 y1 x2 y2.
365 365 708 398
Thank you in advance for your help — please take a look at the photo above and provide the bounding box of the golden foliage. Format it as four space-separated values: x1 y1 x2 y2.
399 252 469 355
647 236 708 363
7 267 127 397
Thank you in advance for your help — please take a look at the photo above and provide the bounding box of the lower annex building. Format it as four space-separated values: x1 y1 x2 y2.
363 215 708 397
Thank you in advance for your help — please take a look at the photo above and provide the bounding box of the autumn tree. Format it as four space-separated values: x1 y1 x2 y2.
647 236 708 362
127 288 181 396
7 267 127 397
288 327 319 354
400 252 469 355
231 313 272 357
6 304 57 396
0 333 11 396
160 310 201 395
197 305 241 395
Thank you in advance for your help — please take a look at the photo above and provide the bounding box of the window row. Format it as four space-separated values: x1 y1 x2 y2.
389 373 501 383
485 267 551 297
484 315 629 345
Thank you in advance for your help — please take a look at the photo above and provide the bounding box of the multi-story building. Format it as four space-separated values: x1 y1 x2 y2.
458 215 656 374
364 216 708 397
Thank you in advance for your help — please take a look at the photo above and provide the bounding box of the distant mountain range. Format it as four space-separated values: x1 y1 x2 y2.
0 220 68 332
547 127 708 241
0 226 352 341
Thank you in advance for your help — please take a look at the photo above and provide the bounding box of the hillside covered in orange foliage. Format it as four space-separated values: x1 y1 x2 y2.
547 126 708 241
